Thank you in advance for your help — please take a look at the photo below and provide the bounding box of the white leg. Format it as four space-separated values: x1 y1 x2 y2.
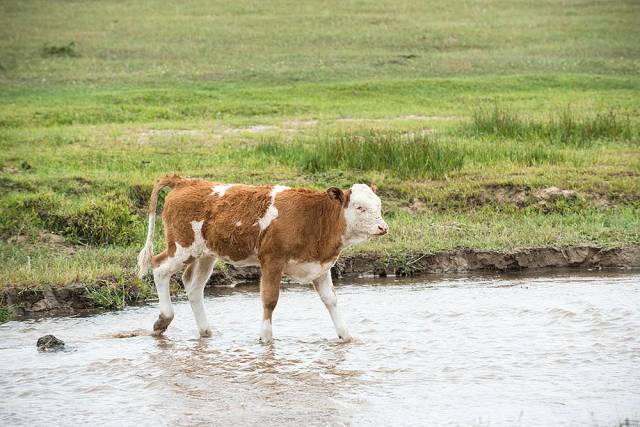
260 319 273 343
183 256 216 337
258 260 283 344
152 268 175 336
313 271 352 341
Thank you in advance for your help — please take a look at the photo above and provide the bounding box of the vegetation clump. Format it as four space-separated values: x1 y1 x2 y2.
254 130 465 179
41 41 79 58
466 106 636 146
85 276 154 310
46 199 141 246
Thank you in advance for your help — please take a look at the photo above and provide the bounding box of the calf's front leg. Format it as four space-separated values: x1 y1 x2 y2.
259 260 284 343
313 271 352 342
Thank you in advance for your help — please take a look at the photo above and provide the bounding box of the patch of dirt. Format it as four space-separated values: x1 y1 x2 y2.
282 120 318 128
471 184 532 208
335 115 457 124
136 128 209 145
0 176 34 192
403 198 427 214
0 165 19 173
535 186 576 201
8 232 75 254
1 161 32 174
38 232 75 253
223 125 277 134
428 184 588 211
398 115 428 121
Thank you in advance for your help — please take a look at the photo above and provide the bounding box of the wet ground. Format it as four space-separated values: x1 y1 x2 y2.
1 270 639 426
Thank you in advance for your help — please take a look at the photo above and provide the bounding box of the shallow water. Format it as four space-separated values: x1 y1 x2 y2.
1 270 639 426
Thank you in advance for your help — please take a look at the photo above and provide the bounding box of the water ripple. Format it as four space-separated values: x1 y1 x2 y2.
1 271 639 426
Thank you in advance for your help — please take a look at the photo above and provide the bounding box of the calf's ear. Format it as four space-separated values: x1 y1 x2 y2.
326 187 344 204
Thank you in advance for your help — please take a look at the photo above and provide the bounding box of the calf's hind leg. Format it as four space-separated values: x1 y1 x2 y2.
182 255 216 337
150 250 183 336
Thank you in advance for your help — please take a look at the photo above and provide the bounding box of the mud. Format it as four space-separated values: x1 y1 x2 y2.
2 245 638 319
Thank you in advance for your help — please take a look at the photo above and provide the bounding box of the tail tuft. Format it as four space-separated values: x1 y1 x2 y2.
137 241 153 279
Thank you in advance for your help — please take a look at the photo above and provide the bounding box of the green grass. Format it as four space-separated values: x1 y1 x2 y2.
252 130 465 179
0 0 639 299
85 276 155 310
0 305 11 323
465 106 637 146
1 0 638 86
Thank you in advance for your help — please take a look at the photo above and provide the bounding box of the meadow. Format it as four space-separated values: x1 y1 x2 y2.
0 0 638 315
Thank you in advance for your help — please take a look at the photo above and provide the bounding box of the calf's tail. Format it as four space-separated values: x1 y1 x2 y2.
137 174 187 278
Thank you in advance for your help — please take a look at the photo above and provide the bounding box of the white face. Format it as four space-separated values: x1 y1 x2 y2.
343 184 388 243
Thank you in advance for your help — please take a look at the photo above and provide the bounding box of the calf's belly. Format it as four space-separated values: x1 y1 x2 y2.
219 254 260 268
284 260 332 284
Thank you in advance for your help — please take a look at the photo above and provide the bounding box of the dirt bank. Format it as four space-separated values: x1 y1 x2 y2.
337 244 640 276
2 244 638 320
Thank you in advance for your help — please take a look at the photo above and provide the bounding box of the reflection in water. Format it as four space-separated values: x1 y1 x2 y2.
1 270 639 426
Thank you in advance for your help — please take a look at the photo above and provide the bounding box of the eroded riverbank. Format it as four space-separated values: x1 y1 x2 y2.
2 244 639 320
1 271 639 426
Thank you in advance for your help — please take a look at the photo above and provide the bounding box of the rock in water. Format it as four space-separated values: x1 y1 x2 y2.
37 335 65 352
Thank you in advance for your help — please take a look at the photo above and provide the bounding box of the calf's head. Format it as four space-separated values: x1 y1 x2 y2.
327 183 389 245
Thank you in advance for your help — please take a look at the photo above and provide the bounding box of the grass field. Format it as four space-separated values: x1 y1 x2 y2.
1 0 639 309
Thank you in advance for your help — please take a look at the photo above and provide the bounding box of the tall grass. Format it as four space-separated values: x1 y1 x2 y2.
465 106 636 146
460 140 563 167
251 126 571 179
254 130 466 179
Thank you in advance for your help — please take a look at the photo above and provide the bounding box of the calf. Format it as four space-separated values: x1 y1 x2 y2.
137 175 388 342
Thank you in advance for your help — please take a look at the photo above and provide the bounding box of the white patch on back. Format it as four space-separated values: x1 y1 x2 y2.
211 184 232 197
257 185 288 231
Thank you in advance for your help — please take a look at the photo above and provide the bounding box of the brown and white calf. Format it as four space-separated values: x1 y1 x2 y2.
137 175 388 342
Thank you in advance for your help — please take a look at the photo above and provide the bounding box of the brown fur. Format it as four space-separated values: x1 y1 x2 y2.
263 188 350 264
148 176 350 269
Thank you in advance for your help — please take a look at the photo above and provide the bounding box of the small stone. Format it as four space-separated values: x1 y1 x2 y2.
37 335 65 352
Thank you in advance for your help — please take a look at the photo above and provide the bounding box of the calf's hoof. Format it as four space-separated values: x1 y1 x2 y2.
259 332 273 344
199 328 213 338
152 313 173 335
338 332 353 343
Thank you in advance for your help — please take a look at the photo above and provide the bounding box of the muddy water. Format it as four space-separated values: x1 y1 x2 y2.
1 271 639 426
